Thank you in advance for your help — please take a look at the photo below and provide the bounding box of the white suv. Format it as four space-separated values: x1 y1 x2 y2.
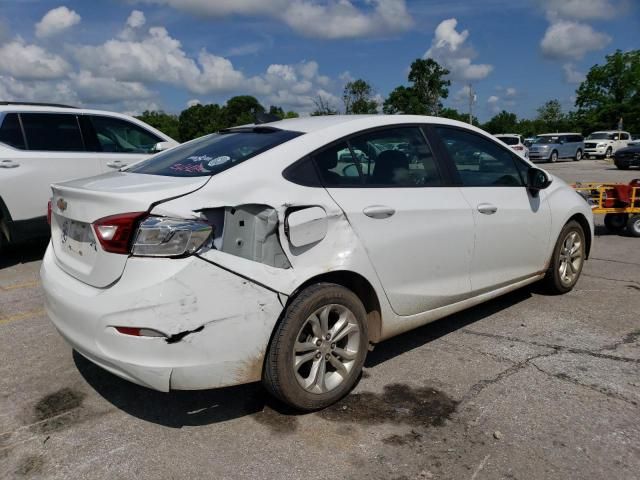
584 130 631 158
495 134 529 158
0 102 178 250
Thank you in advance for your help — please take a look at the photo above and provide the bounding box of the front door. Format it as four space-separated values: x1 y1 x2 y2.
431 126 552 293
314 126 475 316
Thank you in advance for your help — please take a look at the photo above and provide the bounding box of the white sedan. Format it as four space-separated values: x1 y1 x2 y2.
41 115 593 410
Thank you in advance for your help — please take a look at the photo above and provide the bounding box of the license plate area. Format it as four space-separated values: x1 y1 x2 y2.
58 217 98 260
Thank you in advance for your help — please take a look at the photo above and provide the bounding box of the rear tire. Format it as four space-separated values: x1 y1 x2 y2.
605 147 612 159
543 221 586 294
574 149 582 161
604 213 628 232
550 150 558 163
263 283 369 411
627 215 640 237
615 161 629 170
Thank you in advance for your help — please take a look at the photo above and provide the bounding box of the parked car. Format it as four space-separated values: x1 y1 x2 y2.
613 144 640 169
495 134 529 158
627 134 640 147
528 133 584 163
0 102 178 251
524 137 537 148
584 130 631 158
40 115 593 410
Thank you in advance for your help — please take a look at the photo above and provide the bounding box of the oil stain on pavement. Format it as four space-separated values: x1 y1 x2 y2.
32 387 87 433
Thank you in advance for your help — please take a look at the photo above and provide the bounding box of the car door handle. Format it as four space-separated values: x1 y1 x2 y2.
0 159 19 168
363 205 395 219
477 203 498 215
106 160 128 168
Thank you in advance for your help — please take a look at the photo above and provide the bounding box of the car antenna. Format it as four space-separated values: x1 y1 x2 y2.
254 111 281 124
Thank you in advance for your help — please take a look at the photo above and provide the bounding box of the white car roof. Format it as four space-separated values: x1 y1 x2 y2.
240 114 476 134
590 130 628 134
495 134 521 137
537 132 581 136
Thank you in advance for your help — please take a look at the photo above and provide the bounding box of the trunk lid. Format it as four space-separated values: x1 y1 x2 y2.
50 172 208 287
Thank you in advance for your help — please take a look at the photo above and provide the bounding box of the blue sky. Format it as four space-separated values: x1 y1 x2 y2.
0 0 637 121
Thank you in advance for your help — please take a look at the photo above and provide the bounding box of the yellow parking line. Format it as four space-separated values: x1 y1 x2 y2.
0 307 46 325
0 280 40 291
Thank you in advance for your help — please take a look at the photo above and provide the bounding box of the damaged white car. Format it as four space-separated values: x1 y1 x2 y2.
41 115 594 410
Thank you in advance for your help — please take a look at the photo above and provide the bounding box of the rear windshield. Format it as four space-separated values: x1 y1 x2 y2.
127 128 302 177
496 136 519 145
534 136 559 145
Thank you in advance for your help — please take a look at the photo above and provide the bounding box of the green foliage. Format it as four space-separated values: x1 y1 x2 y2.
135 110 180 140
222 95 264 127
311 95 338 116
535 99 565 133
483 110 519 134
383 58 450 115
575 49 640 133
269 105 299 119
440 107 478 125
343 79 378 114
177 103 223 142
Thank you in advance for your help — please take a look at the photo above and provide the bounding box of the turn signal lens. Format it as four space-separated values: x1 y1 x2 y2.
92 212 147 254
115 327 166 337
47 200 52 225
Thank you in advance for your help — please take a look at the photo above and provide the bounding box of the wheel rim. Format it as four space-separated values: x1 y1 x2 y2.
632 218 640 234
576 150 582 160
292 304 360 394
558 231 583 285
551 152 557 162
606 148 612 158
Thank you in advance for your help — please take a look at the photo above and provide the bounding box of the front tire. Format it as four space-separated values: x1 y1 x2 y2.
549 150 558 163
574 149 582 161
605 147 612 158
615 161 629 170
263 283 369 411
543 221 586 294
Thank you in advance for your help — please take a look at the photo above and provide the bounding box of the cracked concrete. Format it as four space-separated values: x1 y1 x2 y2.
1 161 639 479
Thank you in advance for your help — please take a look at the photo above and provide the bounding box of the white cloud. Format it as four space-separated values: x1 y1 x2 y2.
540 20 610 60
0 75 78 105
35 6 81 38
487 95 500 114
136 0 413 39
127 10 146 28
0 39 70 80
562 63 585 84
424 18 493 82
70 71 153 103
186 99 201 107
539 0 625 21
505 87 517 97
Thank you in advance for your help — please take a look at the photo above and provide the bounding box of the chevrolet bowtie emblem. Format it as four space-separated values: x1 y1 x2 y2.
56 198 67 212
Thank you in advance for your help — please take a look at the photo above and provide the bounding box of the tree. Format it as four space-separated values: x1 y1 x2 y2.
343 79 378 114
221 95 264 127
536 99 565 133
136 110 180 140
268 105 299 119
483 110 518 134
408 58 450 115
575 49 640 133
177 103 223 142
383 86 426 115
440 107 478 125
311 95 338 116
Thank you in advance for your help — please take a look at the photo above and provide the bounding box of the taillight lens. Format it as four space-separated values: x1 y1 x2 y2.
47 200 52 225
93 212 147 254
513 145 524 150
131 216 212 257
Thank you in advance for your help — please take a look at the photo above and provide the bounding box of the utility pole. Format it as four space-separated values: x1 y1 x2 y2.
468 84 476 125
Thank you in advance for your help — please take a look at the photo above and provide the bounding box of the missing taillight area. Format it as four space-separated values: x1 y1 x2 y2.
115 326 167 338
131 216 213 257
92 212 147 254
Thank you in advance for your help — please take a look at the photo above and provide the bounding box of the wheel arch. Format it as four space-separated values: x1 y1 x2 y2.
567 213 592 259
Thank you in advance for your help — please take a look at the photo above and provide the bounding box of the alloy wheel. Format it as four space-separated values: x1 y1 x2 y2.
558 231 583 285
292 304 361 394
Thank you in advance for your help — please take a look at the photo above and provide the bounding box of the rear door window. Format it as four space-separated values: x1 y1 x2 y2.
20 113 84 151
0 113 26 149
127 128 302 177
88 116 162 154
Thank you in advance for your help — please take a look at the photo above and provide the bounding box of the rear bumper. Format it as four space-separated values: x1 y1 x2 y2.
40 244 285 391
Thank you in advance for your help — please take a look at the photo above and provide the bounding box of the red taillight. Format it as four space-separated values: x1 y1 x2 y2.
115 326 166 337
47 200 52 225
92 212 147 254
513 145 524 150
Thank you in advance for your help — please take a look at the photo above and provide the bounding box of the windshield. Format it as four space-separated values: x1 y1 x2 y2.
496 136 520 145
534 136 559 145
127 128 302 177
587 133 614 140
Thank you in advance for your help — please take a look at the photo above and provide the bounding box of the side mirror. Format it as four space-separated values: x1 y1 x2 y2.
286 207 328 247
527 167 552 195
151 141 173 153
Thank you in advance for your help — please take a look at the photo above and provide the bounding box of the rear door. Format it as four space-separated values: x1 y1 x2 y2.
429 125 552 293
317 125 475 316
0 112 100 222
80 115 163 172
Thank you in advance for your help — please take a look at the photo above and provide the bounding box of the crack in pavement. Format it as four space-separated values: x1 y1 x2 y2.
582 273 640 286
460 329 640 364
589 257 640 267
